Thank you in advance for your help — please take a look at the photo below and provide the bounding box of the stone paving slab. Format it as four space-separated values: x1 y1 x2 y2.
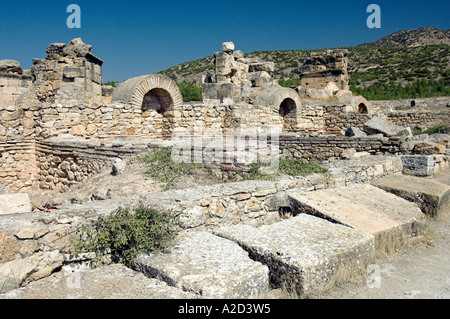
0 264 198 299
0 193 32 216
288 184 426 247
213 214 374 298
372 174 450 218
135 231 270 299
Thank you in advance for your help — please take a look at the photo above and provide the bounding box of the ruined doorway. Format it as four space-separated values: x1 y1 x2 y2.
142 88 175 139
279 98 297 132
358 103 369 114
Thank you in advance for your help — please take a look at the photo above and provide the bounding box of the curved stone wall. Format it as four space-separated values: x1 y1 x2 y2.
112 74 183 111
254 88 303 132
351 96 373 114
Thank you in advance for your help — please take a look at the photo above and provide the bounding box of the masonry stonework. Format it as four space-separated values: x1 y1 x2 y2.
0 39 449 193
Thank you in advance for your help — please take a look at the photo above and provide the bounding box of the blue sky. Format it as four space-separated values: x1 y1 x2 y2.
0 0 449 82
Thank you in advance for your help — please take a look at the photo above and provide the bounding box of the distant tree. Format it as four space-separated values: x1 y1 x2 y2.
178 81 202 102
103 81 119 87
278 76 300 88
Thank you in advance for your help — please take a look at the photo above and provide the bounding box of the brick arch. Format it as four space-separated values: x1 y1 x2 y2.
352 96 373 114
112 74 183 140
112 74 183 110
254 88 303 132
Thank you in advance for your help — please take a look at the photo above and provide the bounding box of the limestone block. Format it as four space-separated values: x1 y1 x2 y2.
39 225 79 252
324 82 340 93
246 71 272 87
202 82 240 101
345 127 367 137
178 206 206 228
0 250 64 293
214 52 235 77
413 142 446 155
304 88 334 100
288 184 425 248
249 62 275 73
363 116 405 137
63 67 85 79
214 214 374 297
372 174 450 217
0 60 20 69
135 231 269 299
222 42 235 53
0 231 21 262
1 264 198 299
111 158 126 176
401 155 435 177
0 193 32 215
15 226 50 240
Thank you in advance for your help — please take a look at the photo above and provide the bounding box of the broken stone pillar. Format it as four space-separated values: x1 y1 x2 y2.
204 41 279 105
298 49 349 90
15 38 103 108
0 60 32 106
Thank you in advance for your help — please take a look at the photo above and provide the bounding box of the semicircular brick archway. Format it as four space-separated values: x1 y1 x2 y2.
111 74 183 139
352 96 373 114
112 74 183 110
254 88 303 132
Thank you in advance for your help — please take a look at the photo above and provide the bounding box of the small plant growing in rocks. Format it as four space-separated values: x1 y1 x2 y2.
138 148 203 191
74 203 178 267
246 157 329 180
278 158 329 176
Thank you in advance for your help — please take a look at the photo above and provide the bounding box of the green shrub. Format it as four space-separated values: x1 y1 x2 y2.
278 76 300 88
178 81 202 102
103 81 119 87
243 157 329 181
413 125 449 136
138 148 201 190
75 203 177 267
278 158 329 176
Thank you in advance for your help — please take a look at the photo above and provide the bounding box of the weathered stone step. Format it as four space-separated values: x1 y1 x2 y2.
213 214 374 298
372 174 450 218
287 184 426 251
134 231 269 299
0 264 198 299
0 193 32 216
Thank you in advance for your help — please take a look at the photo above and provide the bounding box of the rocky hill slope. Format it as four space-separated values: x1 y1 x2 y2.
360 27 450 47
157 28 450 101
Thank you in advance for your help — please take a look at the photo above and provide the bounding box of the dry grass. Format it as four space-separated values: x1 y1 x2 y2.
374 226 436 259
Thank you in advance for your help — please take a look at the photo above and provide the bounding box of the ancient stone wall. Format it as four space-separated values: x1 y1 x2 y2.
324 105 372 136
279 135 403 161
34 138 143 192
298 50 349 90
15 38 103 109
0 74 32 107
386 110 450 128
0 60 32 107
0 139 37 192
323 106 450 136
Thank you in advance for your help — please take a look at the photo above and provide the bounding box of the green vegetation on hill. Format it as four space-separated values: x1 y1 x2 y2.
158 42 450 101
348 45 450 100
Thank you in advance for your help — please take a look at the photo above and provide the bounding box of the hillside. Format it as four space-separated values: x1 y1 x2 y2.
360 27 450 47
157 28 450 101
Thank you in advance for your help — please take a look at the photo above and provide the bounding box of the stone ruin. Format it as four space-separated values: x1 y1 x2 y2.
299 49 350 91
0 38 448 195
0 38 449 299
15 38 104 108
0 60 32 107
